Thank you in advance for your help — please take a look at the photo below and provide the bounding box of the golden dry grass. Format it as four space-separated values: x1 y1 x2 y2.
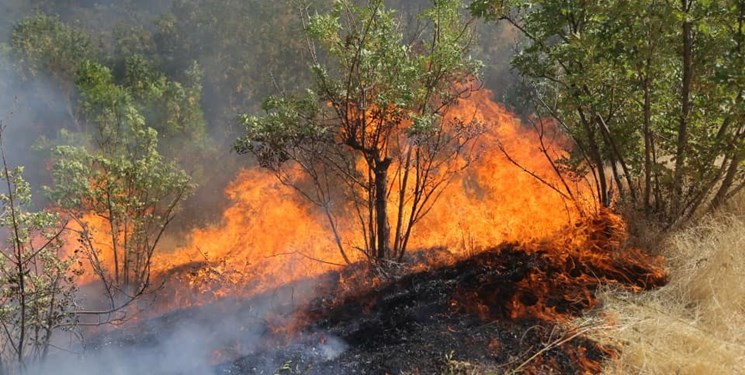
594 195 745 375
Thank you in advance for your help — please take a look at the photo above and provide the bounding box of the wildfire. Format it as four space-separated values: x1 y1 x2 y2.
69 89 614 314
146 89 589 305
64 89 669 374
410 90 592 251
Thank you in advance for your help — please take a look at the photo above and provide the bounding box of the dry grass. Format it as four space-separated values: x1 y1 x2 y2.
593 194 745 375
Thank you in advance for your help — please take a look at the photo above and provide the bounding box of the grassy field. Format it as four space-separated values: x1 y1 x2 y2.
595 195 745 375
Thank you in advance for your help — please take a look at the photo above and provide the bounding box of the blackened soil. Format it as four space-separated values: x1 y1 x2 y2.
219 243 665 374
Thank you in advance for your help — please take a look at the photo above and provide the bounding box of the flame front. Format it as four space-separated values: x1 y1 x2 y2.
137 89 591 308
410 90 591 251
151 168 347 302
63 89 598 311
58 90 667 374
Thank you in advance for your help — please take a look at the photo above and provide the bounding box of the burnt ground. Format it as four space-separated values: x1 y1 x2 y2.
84 233 666 375
216 243 665 375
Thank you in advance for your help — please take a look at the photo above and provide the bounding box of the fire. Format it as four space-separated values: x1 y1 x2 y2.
151 169 347 304
62 213 116 285
410 90 591 251
59 89 669 374
150 89 590 306
68 89 598 312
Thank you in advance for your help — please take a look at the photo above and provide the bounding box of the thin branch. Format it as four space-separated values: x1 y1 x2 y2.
266 251 345 267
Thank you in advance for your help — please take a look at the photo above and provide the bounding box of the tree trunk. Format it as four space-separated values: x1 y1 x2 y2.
393 148 413 260
672 0 693 216
710 5 745 212
578 108 610 207
595 115 637 205
374 158 392 260
710 151 742 211
643 73 653 212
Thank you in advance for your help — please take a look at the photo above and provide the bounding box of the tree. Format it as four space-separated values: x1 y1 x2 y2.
47 61 193 314
153 0 313 130
117 55 211 164
10 14 95 84
235 0 483 262
7 14 211 161
471 0 745 225
0 127 78 374
10 15 98 132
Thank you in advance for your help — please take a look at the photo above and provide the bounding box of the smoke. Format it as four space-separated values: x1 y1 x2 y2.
0 53 78 207
30 279 348 375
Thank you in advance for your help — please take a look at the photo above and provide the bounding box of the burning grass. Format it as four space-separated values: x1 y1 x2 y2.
592 194 745 375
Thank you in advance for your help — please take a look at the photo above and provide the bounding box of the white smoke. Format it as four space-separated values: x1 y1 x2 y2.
29 280 347 375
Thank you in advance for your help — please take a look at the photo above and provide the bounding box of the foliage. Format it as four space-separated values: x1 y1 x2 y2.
7 14 100 137
471 0 745 225
10 14 96 83
3 11 214 266
153 0 313 127
47 61 193 303
49 132 191 298
0 130 78 374
235 0 483 262
6 14 210 159
78 57 210 156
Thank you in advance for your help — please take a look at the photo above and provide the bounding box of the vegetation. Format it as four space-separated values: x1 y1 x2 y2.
47 61 193 308
471 0 744 225
0 128 78 374
9 15 210 160
235 0 483 262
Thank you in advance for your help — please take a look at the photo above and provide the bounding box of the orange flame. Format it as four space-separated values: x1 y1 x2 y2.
410 90 591 251
69 89 595 311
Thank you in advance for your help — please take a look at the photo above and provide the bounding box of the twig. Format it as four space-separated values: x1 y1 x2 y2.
266 251 345 267
508 325 609 374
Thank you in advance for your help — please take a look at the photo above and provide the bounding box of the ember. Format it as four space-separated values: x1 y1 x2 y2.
268 211 667 374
